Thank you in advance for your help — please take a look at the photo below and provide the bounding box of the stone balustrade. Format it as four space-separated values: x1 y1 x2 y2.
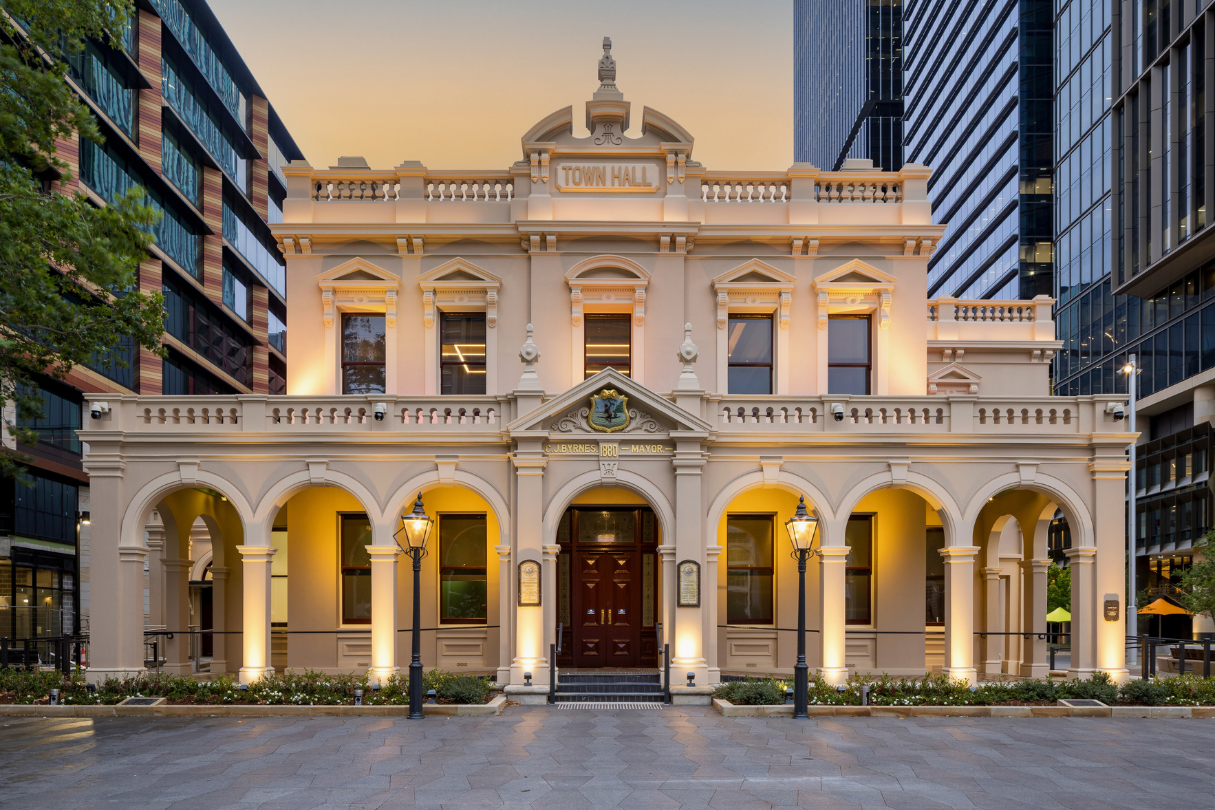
310 175 401 202
813 178 903 204
425 175 514 202
926 296 1057 342
700 175 789 203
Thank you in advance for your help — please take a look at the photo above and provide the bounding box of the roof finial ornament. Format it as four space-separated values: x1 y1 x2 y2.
597 37 617 92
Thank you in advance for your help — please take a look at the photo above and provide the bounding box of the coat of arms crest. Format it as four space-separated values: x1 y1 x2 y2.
588 389 630 432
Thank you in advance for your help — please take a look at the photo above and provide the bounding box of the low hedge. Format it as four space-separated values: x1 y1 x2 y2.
0 667 497 706
714 672 1215 707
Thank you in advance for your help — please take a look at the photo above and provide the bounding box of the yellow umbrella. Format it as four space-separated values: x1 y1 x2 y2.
1046 607 1071 622
1138 598 1192 616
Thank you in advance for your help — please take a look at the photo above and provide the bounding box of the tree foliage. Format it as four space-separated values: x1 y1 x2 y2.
1047 563 1071 613
0 0 165 478
1178 533 1215 622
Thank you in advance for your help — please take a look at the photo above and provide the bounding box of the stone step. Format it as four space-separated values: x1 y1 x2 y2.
555 683 664 695
553 693 665 703
557 673 661 684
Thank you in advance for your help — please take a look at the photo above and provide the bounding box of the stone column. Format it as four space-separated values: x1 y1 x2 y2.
1004 562 1022 673
85 463 145 681
367 533 401 685
145 514 165 629
161 558 193 674
1091 455 1130 680
495 543 512 684
236 545 275 684
704 543 723 684
818 543 849 685
209 566 229 674
1067 547 1097 678
982 567 1003 678
1020 559 1050 678
671 441 707 684
941 546 980 684
658 542 676 687
508 445 547 687
542 542 561 672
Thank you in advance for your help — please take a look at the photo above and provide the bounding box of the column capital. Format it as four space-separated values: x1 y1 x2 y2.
940 545 981 561
657 543 676 562
118 545 148 563
1064 547 1097 563
366 545 402 558
236 545 277 562
495 544 512 561
1022 558 1052 573
818 546 850 560
542 544 561 560
983 567 1003 579
705 544 723 562
161 558 194 573
210 566 229 582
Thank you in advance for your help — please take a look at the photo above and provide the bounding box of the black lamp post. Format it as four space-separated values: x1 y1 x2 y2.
784 496 819 720
394 492 433 719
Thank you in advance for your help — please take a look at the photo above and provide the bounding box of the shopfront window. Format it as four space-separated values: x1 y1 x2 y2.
726 515 774 624
584 314 631 377
727 315 773 394
439 515 487 623
845 515 873 625
342 314 386 395
340 514 372 624
440 313 487 395
828 315 871 394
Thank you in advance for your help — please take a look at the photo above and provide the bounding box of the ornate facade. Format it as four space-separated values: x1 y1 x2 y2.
82 43 1133 690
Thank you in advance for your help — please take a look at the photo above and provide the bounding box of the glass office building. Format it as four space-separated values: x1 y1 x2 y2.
903 0 1054 300
794 0 904 172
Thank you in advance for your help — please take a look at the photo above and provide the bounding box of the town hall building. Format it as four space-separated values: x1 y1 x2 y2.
80 42 1133 691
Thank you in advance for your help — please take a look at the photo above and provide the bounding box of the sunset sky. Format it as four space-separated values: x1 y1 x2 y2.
208 0 794 172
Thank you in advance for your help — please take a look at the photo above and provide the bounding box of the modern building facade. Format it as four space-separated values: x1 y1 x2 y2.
902 0 1055 301
1106 0 1215 636
80 46 1132 691
794 0 904 172
0 0 303 660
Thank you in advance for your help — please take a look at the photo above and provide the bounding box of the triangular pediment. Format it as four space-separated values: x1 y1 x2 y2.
419 258 502 290
316 258 400 288
927 363 982 383
713 259 796 288
813 259 898 288
508 368 712 436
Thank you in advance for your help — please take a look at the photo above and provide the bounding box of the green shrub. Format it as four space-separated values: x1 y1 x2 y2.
438 674 490 704
1119 677 1167 706
1059 672 1118 704
713 678 787 705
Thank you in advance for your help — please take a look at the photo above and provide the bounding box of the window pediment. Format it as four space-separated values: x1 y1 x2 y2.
812 259 896 330
317 258 401 328
927 362 981 395
566 255 651 326
418 258 503 329
712 259 795 330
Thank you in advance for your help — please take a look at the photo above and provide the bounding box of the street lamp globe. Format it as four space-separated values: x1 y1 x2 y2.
784 496 818 553
397 493 433 552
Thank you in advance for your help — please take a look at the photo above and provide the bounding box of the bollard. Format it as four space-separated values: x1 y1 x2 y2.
353 689 363 706
1206 639 1211 679
861 684 870 706
1049 645 1056 672
1142 634 1149 680
785 688 794 705
49 688 59 706
426 689 436 705
1180 641 1187 676
687 672 695 688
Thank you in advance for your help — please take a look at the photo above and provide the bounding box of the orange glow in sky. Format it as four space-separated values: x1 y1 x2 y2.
209 0 793 172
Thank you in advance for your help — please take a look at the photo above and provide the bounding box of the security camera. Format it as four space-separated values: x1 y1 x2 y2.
1105 402 1126 421
90 402 110 420
373 402 388 422
830 402 845 422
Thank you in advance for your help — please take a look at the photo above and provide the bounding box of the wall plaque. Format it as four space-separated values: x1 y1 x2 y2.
518 560 541 607
1103 594 1120 622
677 560 700 608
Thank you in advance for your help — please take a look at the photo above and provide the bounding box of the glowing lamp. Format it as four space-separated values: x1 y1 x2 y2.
784 496 818 553
396 493 433 552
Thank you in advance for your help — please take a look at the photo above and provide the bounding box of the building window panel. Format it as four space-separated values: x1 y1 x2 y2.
726 515 774 625
440 314 487 395
845 515 873 625
222 265 249 323
339 514 372 624
925 527 944 625
584 315 631 378
342 314 386 395
13 473 78 545
439 515 487 624
828 315 871 395
727 315 773 395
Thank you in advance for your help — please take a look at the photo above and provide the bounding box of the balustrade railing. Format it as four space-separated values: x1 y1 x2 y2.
928 300 1037 323
425 178 514 202
312 177 401 202
814 179 902 203
701 178 788 203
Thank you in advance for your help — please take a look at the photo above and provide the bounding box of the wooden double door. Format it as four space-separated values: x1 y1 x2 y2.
557 507 659 668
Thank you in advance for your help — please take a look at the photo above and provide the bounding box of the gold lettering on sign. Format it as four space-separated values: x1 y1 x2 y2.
546 443 597 454
555 163 659 193
626 444 670 454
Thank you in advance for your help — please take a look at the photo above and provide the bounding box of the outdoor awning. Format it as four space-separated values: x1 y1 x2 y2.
1046 607 1071 622
1138 598 1192 616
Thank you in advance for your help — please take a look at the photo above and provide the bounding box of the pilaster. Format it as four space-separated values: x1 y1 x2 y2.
236 545 275 684
509 445 548 685
671 441 707 684
941 545 980 684
818 544 849 684
1020 559 1051 678
367 539 401 684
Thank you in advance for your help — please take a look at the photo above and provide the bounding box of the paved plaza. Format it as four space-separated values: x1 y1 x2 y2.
1 707 1214 809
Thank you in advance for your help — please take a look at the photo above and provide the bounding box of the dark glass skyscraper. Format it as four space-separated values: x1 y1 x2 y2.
903 0 1055 300
794 0 904 172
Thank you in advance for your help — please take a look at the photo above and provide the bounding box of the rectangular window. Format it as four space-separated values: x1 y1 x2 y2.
845 515 873 625
584 314 631 377
342 314 386 395
925 527 944 625
725 515 774 624
221 265 249 322
268 309 286 355
16 383 82 455
727 315 773 394
439 515 487 624
440 313 487 395
340 514 372 624
828 316 871 395
13 473 78 545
